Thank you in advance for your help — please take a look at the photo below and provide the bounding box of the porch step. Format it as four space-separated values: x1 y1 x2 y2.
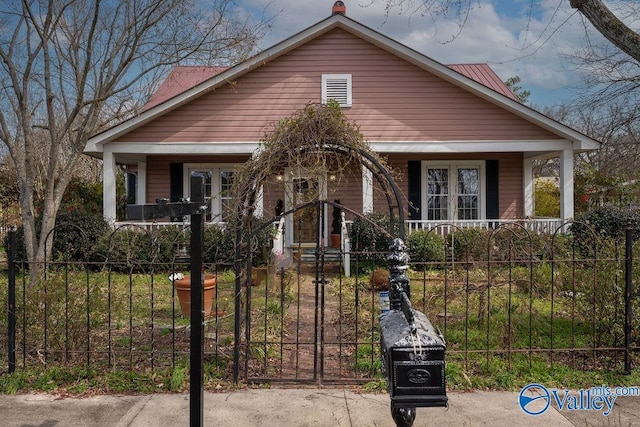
297 248 342 263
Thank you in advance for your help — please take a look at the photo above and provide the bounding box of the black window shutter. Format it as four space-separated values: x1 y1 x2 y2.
126 173 137 204
169 163 183 203
486 160 499 219
407 160 421 220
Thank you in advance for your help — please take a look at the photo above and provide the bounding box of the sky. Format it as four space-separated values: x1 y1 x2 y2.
239 0 635 108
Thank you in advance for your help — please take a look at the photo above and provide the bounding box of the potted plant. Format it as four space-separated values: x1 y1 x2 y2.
170 273 217 317
330 200 342 248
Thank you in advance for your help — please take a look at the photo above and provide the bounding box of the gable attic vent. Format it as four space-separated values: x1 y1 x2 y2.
322 74 352 107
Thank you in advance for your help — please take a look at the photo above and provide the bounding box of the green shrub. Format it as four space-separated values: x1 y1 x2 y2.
53 211 111 261
446 228 489 262
6 211 110 262
59 178 103 216
97 224 237 271
534 178 560 217
571 205 640 243
349 213 395 253
94 228 159 271
210 219 276 267
407 230 446 269
204 225 234 265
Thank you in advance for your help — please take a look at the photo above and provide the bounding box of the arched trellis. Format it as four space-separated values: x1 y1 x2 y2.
230 139 407 382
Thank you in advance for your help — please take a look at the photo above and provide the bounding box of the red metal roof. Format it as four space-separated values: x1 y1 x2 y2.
141 63 518 112
141 66 228 112
447 63 520 102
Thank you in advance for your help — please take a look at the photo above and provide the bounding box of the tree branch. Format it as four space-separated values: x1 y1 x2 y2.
570 0 640 62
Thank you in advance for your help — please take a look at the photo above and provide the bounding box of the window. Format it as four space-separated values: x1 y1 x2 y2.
456 168 479 220
189 170 213 221
220 170 234 222
322 74 352 107
185 165 236 222
426 168 449 220
423 161 484 221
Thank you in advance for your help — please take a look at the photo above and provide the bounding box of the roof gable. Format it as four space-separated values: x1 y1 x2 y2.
85 13 599 153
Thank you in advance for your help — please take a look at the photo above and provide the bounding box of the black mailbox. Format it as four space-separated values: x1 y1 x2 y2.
381 239 447 426
380 296 447 407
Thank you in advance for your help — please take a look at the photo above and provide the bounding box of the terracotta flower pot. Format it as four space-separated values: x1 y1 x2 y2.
173 274 217 317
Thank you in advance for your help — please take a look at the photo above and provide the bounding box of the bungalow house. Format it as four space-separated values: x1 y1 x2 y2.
84 3 599 247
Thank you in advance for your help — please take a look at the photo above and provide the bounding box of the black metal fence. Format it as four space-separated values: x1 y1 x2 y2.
2 224 237 377
1 222 638 383
403 224 638 377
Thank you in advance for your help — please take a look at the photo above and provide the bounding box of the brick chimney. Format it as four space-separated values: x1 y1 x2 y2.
332 1 346 16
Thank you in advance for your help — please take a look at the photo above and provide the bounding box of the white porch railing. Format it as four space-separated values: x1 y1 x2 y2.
405 218 564 236
113 220 227 230
116 218 564 236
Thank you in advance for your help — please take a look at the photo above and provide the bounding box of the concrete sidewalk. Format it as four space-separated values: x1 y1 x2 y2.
0 388 638 426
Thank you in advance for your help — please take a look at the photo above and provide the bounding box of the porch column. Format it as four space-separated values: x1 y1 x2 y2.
363 167 373 214
560 148 574 220
523 158 534 217
136 160 147 204
103 148 117 224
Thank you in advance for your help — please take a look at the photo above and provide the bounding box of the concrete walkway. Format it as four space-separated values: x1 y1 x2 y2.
1 388 638 426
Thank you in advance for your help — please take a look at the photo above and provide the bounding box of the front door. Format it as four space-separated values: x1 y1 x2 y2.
286 173 327 246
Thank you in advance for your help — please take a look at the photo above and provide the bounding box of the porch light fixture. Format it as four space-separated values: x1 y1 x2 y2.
276 175 284 181
329 174 337 181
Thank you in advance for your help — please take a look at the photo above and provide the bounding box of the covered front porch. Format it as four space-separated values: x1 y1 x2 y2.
100 143 578 231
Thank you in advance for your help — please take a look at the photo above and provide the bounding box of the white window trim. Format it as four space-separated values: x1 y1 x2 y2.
421 160 486 221
184 163 238 222
321 74 352 107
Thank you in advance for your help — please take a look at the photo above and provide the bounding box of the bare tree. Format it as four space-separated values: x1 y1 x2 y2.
372 1 640 62
565 2 640 110
0 0 269 277
569 0 640 62
545 100 640 189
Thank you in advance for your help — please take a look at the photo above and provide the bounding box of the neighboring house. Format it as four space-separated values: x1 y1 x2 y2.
84 5 599 245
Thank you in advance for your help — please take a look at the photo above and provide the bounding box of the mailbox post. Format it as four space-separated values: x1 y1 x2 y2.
127 175 207 427
380 238 447 427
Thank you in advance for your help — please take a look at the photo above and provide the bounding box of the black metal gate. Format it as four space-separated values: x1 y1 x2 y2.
238 200 390 384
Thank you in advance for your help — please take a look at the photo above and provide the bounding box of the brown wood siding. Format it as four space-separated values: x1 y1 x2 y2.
118 28 559 144
262 181 283 220
328 169 363 222
498 154 523 218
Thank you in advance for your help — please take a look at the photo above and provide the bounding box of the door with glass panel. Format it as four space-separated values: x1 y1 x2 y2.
287 176 322 245
187 168 235 223
426 165 480 220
